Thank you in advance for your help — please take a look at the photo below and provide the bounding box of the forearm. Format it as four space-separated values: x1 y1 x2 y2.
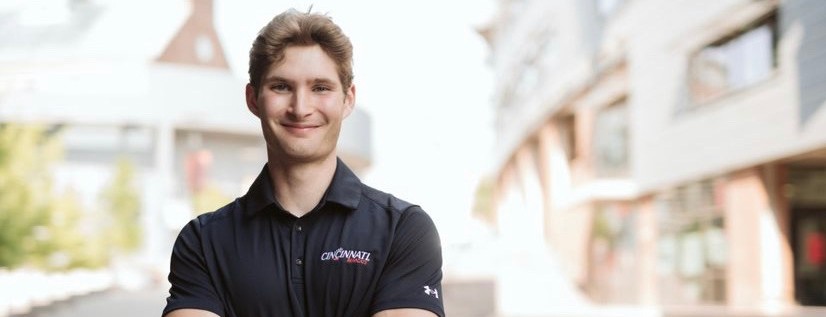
372 308 438 317
164 308 220 317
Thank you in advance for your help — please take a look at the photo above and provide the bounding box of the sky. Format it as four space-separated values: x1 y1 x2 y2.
212 0 498 243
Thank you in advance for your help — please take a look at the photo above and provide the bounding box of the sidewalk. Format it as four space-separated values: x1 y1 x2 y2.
11 286 167 317
0 269 114 317
442 276 826 317
663 305 826 317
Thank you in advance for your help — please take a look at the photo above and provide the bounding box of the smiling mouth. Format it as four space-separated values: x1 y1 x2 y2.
283 123 318 128
282 123 320 134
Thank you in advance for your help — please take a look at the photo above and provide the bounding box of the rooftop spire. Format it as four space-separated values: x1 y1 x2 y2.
155 0 229 69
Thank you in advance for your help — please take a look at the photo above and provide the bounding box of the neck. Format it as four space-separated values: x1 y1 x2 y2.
267 154 337 218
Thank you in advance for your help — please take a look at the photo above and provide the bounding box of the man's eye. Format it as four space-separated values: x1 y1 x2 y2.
313 86 331 92
271 84 290 92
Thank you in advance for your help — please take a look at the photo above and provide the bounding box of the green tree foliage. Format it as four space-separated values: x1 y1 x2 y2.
471 176 496 224
192 183 230 215
29 190 109 270
0 124 110 270
100 158 142 254
0 124 60 268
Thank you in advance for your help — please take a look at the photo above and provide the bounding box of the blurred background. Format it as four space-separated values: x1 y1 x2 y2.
1 0 826 316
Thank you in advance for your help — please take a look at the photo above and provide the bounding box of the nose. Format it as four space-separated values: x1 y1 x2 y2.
289 89 312 119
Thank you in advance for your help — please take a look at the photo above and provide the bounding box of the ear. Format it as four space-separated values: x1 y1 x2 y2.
343 83 356 118
245 84 260 118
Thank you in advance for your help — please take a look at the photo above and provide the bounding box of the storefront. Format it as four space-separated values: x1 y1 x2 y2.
788 166 826 306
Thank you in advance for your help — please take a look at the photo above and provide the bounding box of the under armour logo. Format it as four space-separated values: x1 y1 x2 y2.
423 285 439 299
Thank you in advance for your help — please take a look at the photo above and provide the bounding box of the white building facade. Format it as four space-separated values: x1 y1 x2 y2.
482 0 826 314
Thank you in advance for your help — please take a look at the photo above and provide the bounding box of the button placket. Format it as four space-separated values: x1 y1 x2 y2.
293 224 303 266
290 220 306 280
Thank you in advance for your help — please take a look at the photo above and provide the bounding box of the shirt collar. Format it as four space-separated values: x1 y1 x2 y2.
244 158 362 216
324 157 362 210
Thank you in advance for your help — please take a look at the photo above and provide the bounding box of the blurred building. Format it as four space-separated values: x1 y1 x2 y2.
481 0 826 314
0 0 372 278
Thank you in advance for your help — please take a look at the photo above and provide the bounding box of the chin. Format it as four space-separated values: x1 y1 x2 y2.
282 150 335 164
269 139 336 163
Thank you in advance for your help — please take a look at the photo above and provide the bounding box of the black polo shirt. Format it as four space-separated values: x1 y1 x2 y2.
163 159 445 317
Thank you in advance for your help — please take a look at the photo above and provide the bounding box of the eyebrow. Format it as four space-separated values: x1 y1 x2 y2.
261 76 338 87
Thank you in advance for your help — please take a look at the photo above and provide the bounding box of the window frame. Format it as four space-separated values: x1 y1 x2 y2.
686 11 779 107
592 98 630 177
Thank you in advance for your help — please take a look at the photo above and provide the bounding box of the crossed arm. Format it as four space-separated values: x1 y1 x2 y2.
165 308 437 317
165 208 443 317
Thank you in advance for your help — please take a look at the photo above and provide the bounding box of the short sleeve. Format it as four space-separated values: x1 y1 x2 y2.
370 207 445 317
163 219 224 316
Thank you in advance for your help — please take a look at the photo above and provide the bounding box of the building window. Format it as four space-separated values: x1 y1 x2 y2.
688 13 777 105
657 179 728 304
515 33 548 100
588 202 638 303
557 114 577 161
515 27 558 101
593 100 629 177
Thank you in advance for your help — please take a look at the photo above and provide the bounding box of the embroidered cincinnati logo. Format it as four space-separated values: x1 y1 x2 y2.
320 247 372 265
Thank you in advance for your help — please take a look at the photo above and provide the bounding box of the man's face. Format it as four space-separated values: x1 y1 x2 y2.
246 45 355 164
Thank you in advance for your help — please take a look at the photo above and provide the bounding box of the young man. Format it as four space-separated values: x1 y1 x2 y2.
162 8 445 317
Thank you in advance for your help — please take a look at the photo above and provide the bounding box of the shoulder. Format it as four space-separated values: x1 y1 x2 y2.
178 198 241 236
358 184 437 233
360 184 419 215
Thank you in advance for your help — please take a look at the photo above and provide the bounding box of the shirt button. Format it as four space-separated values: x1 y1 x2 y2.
295 225 303 232
295 258 304 266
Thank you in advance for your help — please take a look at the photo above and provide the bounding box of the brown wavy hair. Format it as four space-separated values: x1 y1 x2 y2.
248 9 354 93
